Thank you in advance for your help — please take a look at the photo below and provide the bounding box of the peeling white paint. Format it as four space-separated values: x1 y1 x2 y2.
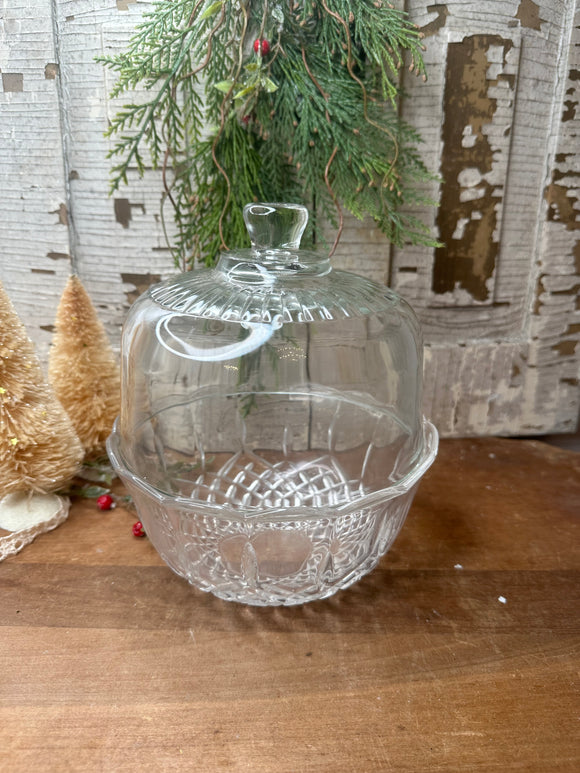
459 186 486 203
457 167 484 188
462 125 478 148
486 62 504 80
451 217 470 240
487 44 506 64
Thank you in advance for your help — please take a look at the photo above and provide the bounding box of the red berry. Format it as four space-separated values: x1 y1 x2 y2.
97 494 115 511
253 38 270 56
132 521 146 538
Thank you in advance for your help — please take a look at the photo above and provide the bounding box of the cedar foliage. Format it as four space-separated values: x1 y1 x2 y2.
0 282 83 496
49 276 121 456
99 0 438 268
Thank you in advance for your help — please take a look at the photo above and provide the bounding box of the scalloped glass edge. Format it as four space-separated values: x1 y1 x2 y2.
107 418 438 522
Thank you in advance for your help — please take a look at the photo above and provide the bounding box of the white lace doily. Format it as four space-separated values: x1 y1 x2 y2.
0 493 70 561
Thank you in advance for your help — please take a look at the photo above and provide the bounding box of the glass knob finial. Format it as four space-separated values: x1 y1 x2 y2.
243 202 308 250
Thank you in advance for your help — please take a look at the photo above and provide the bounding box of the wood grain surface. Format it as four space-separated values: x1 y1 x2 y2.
1 437 578 772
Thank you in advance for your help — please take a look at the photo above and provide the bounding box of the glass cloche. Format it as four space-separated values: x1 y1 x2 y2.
107 202 438 605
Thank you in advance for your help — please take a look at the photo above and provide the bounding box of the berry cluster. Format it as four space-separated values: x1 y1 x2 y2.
253 38 270 56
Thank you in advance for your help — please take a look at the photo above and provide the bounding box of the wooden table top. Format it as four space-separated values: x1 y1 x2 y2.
1 437 578 772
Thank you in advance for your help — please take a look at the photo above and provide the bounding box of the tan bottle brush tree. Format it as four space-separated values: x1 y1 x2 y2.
49 275 121 457
0 282 83 559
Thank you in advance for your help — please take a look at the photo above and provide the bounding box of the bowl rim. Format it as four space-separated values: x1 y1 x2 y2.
106 418 438 523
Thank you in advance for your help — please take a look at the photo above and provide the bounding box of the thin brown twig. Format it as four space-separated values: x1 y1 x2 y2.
324 146 343 257
174 1 231 250
319 0 399 177
160 190 186 272
234 2 250 84
264 27 284 71
161 146 180 243
163 2 229 255
158 75 186 268
161 85 178 213
179 2 226 82
212 119 232 253
301 46 329 100
258 0 269 43
213 2 250 250
186 0 204 28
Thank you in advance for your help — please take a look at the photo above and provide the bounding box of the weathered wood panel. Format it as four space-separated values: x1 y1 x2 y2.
0 0 72 361
433 32 518 304
528 1 580 434
57 1 173 347
396 0 579 434
0 0 578 436
396 1 574 331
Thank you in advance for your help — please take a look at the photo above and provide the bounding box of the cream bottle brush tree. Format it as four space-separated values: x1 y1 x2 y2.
0 282 83 560
49 275 121 457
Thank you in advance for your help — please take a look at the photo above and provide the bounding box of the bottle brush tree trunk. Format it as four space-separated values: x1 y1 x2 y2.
49 275 121 457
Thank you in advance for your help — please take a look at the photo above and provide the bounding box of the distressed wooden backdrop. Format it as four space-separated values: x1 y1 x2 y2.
1 0 578 437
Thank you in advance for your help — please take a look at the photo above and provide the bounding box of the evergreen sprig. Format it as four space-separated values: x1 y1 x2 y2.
100 0 438 269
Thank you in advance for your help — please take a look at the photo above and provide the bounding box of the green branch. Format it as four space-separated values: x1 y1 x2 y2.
100 0 439 268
